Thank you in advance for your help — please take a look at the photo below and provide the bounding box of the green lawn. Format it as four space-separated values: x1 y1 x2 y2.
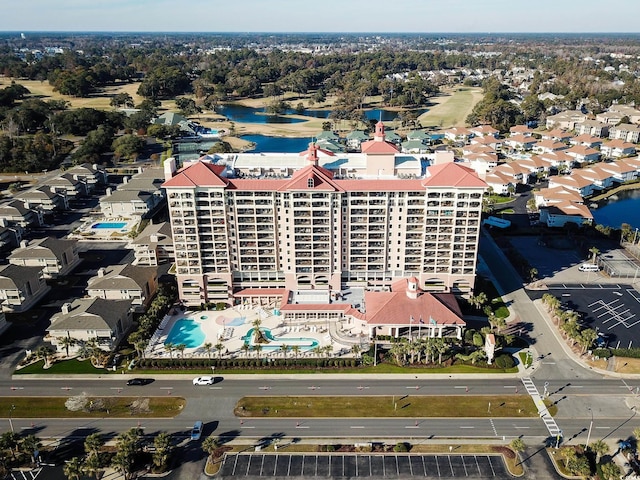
0 397 185 418
419 87 483 128
15 359 108 375
235 395 552 418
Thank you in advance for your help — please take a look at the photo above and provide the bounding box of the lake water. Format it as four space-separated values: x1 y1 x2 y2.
217 104 426 124
592 189 640 230
240 135 313 153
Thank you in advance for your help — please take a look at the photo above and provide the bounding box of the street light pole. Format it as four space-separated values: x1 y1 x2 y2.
8 404 15 432
586 407 593 449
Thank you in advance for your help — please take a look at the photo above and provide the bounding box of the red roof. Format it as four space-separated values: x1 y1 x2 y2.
364 289 464 326
361 139 399 154
163 161 229 188
423 162 487 188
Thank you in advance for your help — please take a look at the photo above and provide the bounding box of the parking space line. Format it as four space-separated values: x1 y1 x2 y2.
488 455 497 476
421 456 427 476
448 455 454 476
259 453 265 476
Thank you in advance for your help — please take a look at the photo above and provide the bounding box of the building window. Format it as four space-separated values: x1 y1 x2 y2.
307 178 314 188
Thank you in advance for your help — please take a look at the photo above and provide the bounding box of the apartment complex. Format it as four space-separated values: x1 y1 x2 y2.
163 137 487 308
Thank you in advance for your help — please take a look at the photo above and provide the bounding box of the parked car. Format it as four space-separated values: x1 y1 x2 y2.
126 378 154 386
193 376 215 386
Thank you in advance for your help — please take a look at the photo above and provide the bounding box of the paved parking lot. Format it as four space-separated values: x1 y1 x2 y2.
533 283 640 349
217 453 509 478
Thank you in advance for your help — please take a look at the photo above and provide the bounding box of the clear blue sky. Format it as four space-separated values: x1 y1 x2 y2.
2 0 639 33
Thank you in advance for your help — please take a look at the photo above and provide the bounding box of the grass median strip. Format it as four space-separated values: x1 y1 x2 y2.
235 395 550 418
0 397 185 418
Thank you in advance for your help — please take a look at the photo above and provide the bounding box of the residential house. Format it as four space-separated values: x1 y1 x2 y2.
493 162 534 184
0 199 43 228
509 125 535 136
574 120 609 138
0 264 50 313
538 150 575 171
596 111 625 125
539 201 593 228
128 221 174 266
153 112 197 135
86 264 158 311
548 174 597 197
545 110 588 130
533 139 568 155
609 124 640 143
565 145 600 164
484 170 514 195
48 172 86 198
608 104 640 124
99 168 165 219
345 130 370 151
576 165 616 190
470 135 503 151
517 155 553 178
468 125 499 138
16 186 68 212
600 139 636 158
534 186 584 208
0 219 22 253
462 153 498 176
598 160 638 182
443 127 472 143
401 139 430 154
504 134 537 151
570 134 603 149
47 298 134 354
541 129 572 142
8 237 81 278
64 163 108 193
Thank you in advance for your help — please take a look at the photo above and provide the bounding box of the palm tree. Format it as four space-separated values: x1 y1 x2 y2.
589 246 600 264
152 432 173 472
291 345 301 359
311 346 323 358
63 456 84 480
215 342 224 359
82 453 102 480
351 344 361 358
468 292 488 310
132 339 148 360
589 439 609 463
253 344 263 359
176 343 186 358
203 342 213 360
35 345 54 368
600 462 622 480
164 342 175 359
202 435 220 459
510 438 526 463
20 434 42 464
57 336 75 358
279 343 289 358
111 450 135 480
241 343 250 357
0 431 20 461
84 432 104 459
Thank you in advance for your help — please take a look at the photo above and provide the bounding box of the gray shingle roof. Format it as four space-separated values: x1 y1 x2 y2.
49 297 132 331
88 264 155 291
0 264 42 289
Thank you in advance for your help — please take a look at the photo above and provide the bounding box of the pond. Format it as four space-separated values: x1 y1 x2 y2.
592 189 640 230
216 104 427 124
240 135 313 153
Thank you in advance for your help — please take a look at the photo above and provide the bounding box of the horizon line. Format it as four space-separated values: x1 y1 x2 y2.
2 30 640 35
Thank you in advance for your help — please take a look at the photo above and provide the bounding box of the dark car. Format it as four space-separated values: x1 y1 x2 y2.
126 378 154 386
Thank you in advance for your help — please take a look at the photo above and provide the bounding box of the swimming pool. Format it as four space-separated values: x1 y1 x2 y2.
165 318 205 348
91 222 127 229
242 327 319 351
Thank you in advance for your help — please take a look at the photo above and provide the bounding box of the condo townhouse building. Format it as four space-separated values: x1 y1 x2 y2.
162 123 487 311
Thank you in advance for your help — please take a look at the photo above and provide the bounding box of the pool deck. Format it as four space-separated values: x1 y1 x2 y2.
144 305 369 359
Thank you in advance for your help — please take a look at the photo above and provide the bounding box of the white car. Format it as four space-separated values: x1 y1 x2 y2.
192 376 215 386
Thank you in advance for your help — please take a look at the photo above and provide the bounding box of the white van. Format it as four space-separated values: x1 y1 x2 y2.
578 263 600 272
